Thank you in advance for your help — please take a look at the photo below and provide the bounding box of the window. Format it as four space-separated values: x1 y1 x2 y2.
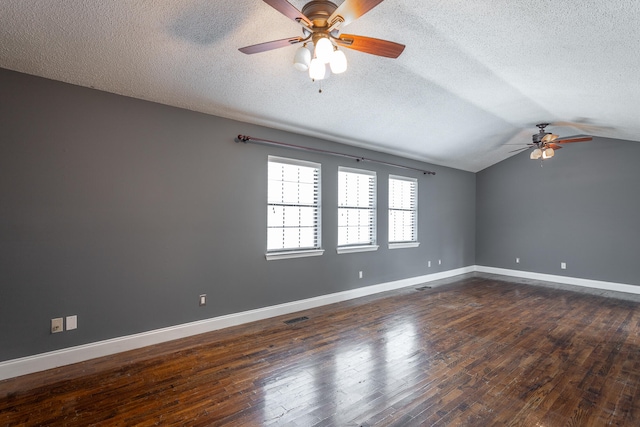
337 167 378 253
267 156 323 260
388 175 419 248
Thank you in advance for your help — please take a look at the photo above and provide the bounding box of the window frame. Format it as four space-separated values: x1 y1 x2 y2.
336 166 379 254
388 174 420 249
266 156 324 261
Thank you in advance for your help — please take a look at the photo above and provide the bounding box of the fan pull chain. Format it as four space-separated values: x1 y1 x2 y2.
310 78 322 93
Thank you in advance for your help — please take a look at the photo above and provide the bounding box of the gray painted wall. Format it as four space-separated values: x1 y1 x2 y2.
0 68 476 361
476 137 640 285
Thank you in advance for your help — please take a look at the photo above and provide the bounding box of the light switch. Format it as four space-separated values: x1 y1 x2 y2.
66 315 77 330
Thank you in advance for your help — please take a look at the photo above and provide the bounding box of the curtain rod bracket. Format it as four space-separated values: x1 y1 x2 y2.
235 135 435 176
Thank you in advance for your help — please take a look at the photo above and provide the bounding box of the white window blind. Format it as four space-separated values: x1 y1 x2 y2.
267 156 321 253
338 167 376 247
389 175 418 243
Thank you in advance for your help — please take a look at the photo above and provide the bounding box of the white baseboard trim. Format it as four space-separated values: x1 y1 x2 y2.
475 266 640 295
0 266 474 381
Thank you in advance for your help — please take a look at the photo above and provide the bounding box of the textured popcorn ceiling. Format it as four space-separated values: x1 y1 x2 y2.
1 0 639 171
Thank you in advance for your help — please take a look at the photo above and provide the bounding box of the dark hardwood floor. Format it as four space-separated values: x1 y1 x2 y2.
2 274 640 426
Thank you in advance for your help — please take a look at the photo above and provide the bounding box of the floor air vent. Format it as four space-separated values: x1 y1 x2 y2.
416 286 432 291
284 316 309 325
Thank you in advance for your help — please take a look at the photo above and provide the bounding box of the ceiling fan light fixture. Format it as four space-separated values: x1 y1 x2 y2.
542 147 555 159
293 45 311 71
530 148 542 160
314 36 334 64
309 57 326 80
542 133 559 143
329 48 347 74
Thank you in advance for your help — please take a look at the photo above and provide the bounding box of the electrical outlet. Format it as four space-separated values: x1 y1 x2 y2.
199 294 207 306
51 318 63 334
516 257 520 264
428 261 431 267
438 259 442 265
561 262 567 270
358 271 363 279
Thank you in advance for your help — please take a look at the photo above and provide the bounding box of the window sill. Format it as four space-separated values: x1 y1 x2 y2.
389 242 420 249
336 245 380 254
265 249 325 261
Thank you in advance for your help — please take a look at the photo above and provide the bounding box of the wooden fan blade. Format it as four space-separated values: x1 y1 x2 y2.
551 121 613 133
547 143 563 150
334 34 405 58
328 0 384 28
556 136 593 144
263 0 312 27
238 36 303 54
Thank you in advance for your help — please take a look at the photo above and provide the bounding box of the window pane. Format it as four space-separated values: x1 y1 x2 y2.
298 206 317 227
267 228 285 250
268 205 284 228
297 227 316 248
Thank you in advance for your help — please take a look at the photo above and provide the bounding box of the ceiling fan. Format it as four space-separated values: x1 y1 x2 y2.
510 123 593 160
238 0 405 81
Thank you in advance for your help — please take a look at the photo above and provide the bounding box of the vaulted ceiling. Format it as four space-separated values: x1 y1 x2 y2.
1 0 639 171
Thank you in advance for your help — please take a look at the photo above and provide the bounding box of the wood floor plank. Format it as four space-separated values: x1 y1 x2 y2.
2 274 640 426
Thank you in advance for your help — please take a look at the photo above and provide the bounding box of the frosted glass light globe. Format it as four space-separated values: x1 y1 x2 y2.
330 49 347 74
293 46 311 71
530 148 542 160
309 57 326 80
314 37 333 64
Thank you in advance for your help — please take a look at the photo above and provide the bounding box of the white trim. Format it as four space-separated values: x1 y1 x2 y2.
338 165 376 176
337 245 380 254
389 242 420 249
0 266 473 381
267 155 320 169
475 266 640 295
5 265 638 381
388 174 418 244
265 249 324 260
338 166 377 248
267 155 322 254
388 174 418 183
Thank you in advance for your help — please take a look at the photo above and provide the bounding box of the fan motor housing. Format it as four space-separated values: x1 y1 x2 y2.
302 1 338 28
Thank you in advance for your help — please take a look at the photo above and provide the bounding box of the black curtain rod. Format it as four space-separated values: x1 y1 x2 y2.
235 135 436 176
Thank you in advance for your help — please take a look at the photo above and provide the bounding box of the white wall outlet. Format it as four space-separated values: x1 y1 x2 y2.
51 318 63 334
438 259 442 265
359 271 363 279
199 294 207 306
428 261 431 267
561 262 567 270
66 315 78 330
516 257 520 264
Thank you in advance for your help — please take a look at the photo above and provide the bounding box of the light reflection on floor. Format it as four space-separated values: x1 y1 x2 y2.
262 366 319 424
260 318 424 425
